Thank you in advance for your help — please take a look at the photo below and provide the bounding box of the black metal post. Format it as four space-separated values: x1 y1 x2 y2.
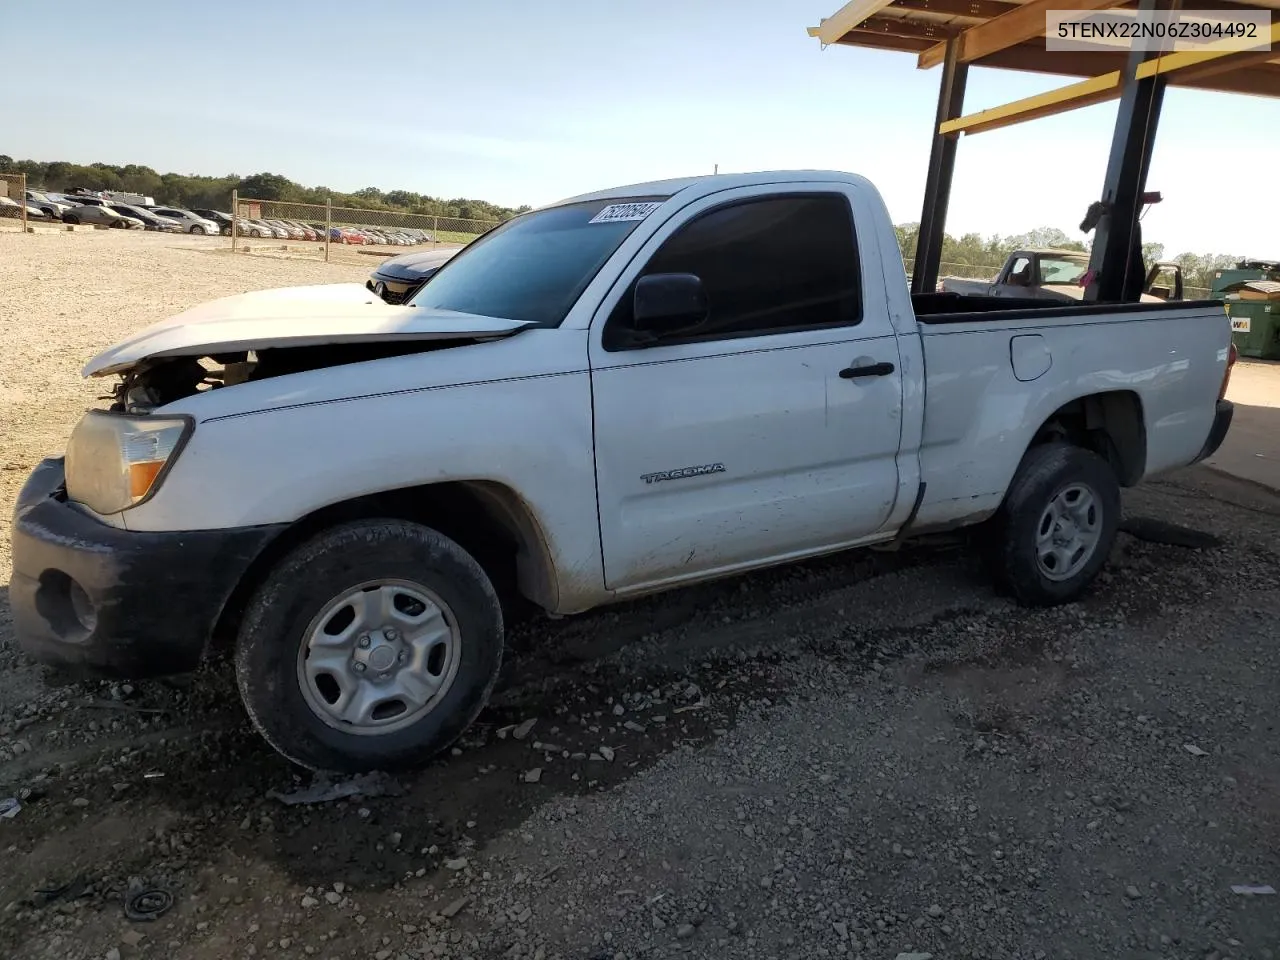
911 37 968 296
1084 0 1177 302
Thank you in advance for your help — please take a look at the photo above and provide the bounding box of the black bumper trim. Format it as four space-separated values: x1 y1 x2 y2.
1192 399 1234 464
9 458 285 680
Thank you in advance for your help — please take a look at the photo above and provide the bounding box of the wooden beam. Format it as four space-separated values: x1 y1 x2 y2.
1134 20 1280 79
852 15 957 41
835 31 937 52
939 70 1123 135
888 0 1017 19
1165 47 1280 84
1176 64 1280 98
808 0 898 45
980 41 1129 76
918 0 1128 68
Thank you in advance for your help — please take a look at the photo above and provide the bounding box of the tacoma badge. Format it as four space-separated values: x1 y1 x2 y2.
640 463 726 484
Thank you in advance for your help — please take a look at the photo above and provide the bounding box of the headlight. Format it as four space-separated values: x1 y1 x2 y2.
65 411 193 515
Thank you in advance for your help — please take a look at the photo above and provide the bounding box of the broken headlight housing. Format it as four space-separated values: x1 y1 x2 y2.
65 410 193 515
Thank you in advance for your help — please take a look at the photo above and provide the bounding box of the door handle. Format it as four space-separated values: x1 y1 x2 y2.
838 361 895 379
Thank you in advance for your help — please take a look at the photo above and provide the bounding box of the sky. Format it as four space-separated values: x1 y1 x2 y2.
8 0 1280 257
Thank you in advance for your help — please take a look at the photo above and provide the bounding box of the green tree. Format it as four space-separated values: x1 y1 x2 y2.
235 172 298 201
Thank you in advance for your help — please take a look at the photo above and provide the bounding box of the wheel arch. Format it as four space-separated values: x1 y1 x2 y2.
1025 390 1146 487
212 480 557 649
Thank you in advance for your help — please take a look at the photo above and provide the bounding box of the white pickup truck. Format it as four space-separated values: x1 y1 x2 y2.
11 170 1237 772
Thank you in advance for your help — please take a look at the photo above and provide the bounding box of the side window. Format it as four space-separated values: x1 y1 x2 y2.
1007 257 1033 285
605 193 861 349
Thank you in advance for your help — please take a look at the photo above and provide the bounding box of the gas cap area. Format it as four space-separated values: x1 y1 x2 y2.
1010 334 1052 382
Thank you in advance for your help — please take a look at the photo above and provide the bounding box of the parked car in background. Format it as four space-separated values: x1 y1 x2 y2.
110 204 181 232
285 220 319 241
262 219 302 240
60 203 142 229
366 246 461 303
232 218 269 238
147 206 221 235
939 248 1185 304
25 190 74 220
52 193 107 207
192 210 236 235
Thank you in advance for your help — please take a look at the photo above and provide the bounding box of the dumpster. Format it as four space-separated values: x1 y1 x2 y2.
1212 259 1280 299
1224 280 1280 359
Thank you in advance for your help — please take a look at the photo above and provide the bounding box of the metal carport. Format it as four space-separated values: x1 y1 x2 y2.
808 0 1280 300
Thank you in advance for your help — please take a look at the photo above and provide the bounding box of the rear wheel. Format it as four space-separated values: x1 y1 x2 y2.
63 214 79 225
984 443 1121 606
234 520 504 772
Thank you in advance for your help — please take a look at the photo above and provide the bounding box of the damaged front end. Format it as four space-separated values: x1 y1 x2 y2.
84 283 539 412
105 339 476 414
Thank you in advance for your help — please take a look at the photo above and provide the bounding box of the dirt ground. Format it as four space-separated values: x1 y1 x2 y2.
1 230 1278 960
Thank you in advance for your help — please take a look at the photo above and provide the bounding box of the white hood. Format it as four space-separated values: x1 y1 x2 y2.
83 283 534 377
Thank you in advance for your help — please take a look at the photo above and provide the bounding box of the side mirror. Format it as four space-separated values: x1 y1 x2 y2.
632 273 708 335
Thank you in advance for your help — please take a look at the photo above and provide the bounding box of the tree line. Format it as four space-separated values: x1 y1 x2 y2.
894 222 1246 293
0 157 531 223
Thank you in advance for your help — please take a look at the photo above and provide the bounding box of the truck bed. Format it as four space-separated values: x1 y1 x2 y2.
907 294 1231 535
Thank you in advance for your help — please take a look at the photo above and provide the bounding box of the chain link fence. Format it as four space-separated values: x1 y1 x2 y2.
230 193 500 263
903 257 1005 287
0 172 28 232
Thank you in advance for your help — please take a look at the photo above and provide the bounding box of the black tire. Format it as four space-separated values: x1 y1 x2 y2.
192 225 206 235
63 214 79 225
234 520 504 772
984 442 1121 606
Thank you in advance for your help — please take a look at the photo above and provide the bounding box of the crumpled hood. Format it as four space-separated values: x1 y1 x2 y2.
83 282 533 377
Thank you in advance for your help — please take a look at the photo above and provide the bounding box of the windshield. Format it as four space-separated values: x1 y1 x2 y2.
1039 256 1088 284
408 196 666 326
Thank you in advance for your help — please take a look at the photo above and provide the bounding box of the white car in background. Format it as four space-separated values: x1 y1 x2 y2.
147 206 222 235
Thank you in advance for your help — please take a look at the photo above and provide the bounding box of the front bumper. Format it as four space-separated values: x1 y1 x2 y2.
1192 399 1234 464
9 458 284 679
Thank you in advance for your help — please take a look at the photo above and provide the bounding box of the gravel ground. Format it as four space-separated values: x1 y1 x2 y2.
1 230 1278 960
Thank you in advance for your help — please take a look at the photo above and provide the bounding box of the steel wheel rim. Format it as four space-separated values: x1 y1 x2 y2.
296 579 461 736
1035 481 1102 582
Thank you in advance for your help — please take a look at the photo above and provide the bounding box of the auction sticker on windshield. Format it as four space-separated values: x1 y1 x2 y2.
589 202 663 224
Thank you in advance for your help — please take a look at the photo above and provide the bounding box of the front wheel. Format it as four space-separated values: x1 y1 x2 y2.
984 443 1121 606
192 224 206 235
234 520 504 772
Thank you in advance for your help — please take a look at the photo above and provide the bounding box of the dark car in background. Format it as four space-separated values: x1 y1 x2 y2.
366 246 460 304
110 204 181 232
192 209 236 235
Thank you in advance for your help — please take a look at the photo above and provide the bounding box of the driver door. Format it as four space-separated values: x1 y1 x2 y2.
587 184 908 593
